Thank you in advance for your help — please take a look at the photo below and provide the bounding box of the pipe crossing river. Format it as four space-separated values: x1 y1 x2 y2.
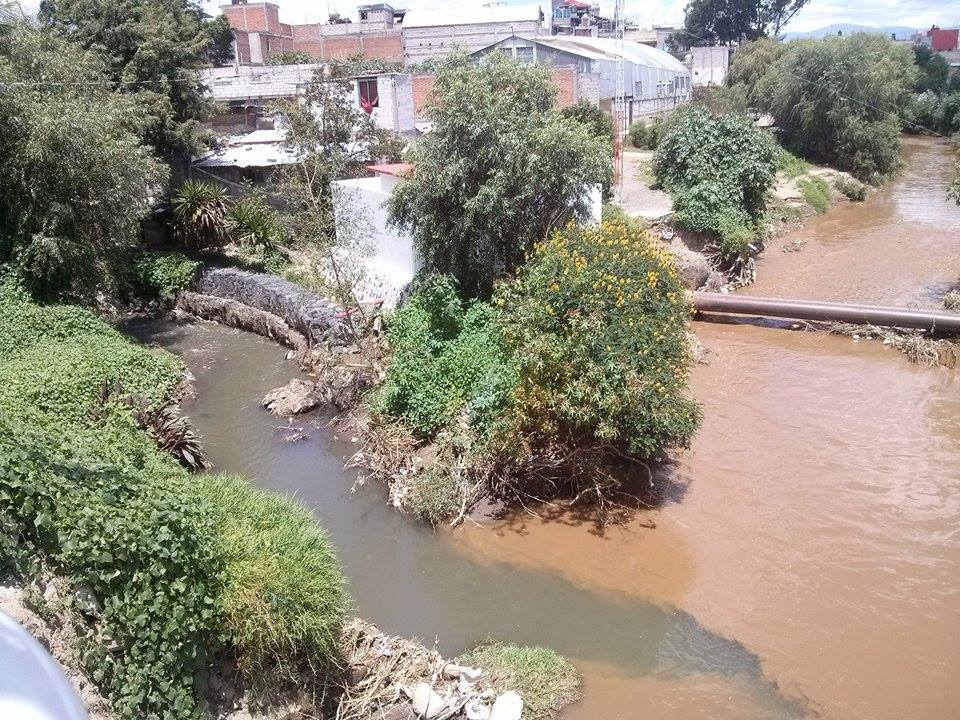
691 292 960 333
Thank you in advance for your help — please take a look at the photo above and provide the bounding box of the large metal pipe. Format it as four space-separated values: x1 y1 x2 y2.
691 292 960 334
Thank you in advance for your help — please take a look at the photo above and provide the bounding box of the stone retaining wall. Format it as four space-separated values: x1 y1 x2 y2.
195 268 346 346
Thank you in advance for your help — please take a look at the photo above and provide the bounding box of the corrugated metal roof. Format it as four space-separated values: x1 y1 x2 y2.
532 36 688 73
194 130 299 168
403 3 543 29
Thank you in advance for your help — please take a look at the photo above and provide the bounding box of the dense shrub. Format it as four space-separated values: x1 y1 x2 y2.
171 180 230 250
655 106 778 259
376 275 505 438
628 118 664 149
490 221 701 461
756 34 918 181
0 290 346 716
775 147 810 178
228 193 283 252
132 251 202 300
560 99 614 142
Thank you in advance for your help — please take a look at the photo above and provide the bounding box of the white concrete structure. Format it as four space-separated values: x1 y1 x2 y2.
332 164 419 305
690 46 730 87
402 4 546 64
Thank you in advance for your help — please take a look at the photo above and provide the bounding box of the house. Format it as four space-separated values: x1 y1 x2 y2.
401 4 545 64
200 63 417 135
690 46 730 87
472 36 691 121
550 0 613 37
919 26 959 52
192 129 297 190
220 0 404 65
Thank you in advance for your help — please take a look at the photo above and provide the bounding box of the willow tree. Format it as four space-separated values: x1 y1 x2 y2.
388 53 611 298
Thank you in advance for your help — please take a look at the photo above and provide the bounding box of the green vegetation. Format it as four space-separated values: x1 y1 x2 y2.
388 53 610 298
377 221 700 519
752 34 918 182
675 0 809 46
267 50 313 65
775 147 811 179
628 117 665 150
39 0 218 159
376 275 502 438
726 37 783 105
798 176 830 214
654 106 778 260
560 99 614 143
460 642 581 719
172 180 231 250
0 283 346 717
0 24 167 300
132 251 202 300
913 45 951 96
228 192 283 252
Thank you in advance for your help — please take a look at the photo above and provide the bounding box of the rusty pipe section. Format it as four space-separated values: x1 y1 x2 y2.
691 292 960 334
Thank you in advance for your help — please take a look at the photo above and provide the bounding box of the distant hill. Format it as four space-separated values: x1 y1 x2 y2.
782 24 919 41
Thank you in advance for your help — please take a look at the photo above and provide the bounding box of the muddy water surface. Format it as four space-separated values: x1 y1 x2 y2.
128 136 960 720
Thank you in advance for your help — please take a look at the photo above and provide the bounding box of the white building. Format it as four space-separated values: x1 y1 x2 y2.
474 36 692 120
402 4 546 64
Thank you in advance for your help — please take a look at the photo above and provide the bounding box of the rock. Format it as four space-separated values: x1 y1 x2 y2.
667 239 714 290
465 699 492 720
346 663 370 686
411 683 445 719
382 704 417 720
489 692 523 720
72 585 101 618
442 663 483 681
702 270 726 292
262 378 322 415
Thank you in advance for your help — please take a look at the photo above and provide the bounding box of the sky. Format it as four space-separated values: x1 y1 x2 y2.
16 0 960 34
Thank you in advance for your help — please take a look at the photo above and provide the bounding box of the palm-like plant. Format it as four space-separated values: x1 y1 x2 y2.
171 180 230 250
227 195 281 251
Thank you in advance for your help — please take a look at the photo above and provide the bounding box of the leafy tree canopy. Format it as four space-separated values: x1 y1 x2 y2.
0 23 167 299
755 34 919 181
679 0 809 46
726 37 783 103
38 0 215 160
388 53 611 298
203 12 234 66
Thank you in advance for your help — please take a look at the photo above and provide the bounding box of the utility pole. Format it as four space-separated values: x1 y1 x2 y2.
613 0 626 202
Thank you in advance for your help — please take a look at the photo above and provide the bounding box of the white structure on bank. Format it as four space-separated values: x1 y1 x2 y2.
331 164 602 305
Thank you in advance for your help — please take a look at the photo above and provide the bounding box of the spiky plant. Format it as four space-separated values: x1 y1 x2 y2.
88 380 210 471
171 180 230 250
227 194 281 251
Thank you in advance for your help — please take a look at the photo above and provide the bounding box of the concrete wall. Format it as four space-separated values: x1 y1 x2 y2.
691 46 729 87
331 175 419 305
404 20 542 64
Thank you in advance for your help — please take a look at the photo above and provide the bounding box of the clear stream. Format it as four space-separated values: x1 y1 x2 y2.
124 136 960 720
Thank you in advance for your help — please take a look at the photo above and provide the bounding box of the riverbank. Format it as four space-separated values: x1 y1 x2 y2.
0 286 580 720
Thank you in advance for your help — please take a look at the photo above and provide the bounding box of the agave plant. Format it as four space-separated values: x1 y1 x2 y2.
171 180 230 250
227 194 281 251
88 380 210 471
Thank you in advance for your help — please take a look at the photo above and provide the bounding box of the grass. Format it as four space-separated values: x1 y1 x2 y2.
0 276 347 715
200 474 346 681
776 147 811 179
943 290 960 312
459 642 581 719
798 176 830 214
833 176 867 202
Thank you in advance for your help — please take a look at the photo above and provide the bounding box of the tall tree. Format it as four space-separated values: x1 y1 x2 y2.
38 0 214 161
680 0 810 46
388 53 610 298
203 13 234 66
0 23 167 299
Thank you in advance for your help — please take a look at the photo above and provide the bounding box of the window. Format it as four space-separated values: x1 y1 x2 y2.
357 78 379 113
516 46 534 63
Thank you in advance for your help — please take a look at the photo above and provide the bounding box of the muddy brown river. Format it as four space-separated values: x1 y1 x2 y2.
126 136 960 720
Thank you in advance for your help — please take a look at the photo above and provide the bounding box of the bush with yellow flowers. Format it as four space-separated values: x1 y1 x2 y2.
487 219 701 467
